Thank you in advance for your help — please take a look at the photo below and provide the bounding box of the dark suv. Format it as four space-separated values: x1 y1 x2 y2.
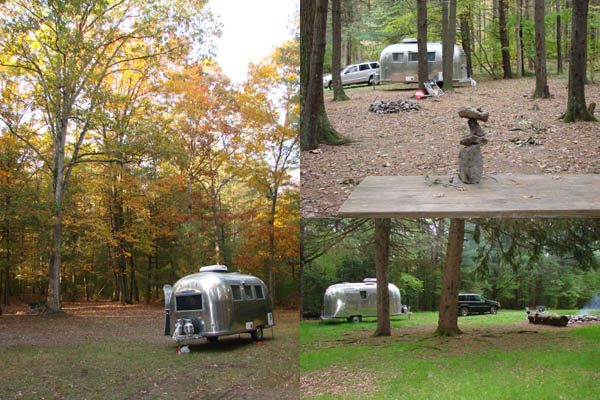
458 293 500 316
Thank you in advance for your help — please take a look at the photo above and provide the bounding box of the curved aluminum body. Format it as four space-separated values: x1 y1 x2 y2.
379 40 468 84
164 269 274 343
321 280 405 320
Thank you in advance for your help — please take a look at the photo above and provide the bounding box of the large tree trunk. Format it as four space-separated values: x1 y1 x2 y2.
435 218 465 337
332 0 349 101
374 218 391 337
533 0 551 98
300 0 349 151
498 0 513 78
268 194 277 309
47 124 66 314
299 221 305 321
460 13 473 79
516 0 523 77
562 0 596 122
556 0 563 74
442 0 457 90
417 0 428 91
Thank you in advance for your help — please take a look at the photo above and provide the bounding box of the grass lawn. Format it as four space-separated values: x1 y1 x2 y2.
300 310 600 399
0 302 298 400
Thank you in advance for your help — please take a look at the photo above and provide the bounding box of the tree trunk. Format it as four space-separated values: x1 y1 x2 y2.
417 0 428 91
300 0 350 151
332 0 349 100
374 219 391 337
442 0 457 90
562 0 596 122
268 193 277 309
498 0 513 78
460 14 473 79
533 0 551 98
516 0 523 77
435 218 465 336
299 220 305 321
556 0 563 74
146 255 152 304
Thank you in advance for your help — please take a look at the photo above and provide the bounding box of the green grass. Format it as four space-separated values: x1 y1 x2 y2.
301 310 600 399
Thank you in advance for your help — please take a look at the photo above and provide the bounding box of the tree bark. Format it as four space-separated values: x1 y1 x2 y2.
498 0 513 78
332 0 349 100
562 0 596 122
300 0 350 150
442 0 457 90
374 218 391 337
460 13 473 79
533 0 551 98
516 0 523 77
435 218 464 336
299 220 305 321
556 0 563 74
417 0 428 91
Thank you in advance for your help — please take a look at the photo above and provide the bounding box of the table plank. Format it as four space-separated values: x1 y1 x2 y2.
338 174 600 218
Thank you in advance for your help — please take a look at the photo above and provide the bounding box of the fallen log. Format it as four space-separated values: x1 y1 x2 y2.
527 312 569 327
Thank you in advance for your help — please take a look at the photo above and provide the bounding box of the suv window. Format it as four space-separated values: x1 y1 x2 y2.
345 66 357 74
359 64 370 71
370 62 379 69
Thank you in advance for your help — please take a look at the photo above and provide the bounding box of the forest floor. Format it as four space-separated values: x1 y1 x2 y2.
0 302 299 400
301 75 600 217
300 310 600 399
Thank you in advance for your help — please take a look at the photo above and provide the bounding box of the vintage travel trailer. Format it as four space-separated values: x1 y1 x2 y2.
163 265 274 344
320 278 408 322
379 38 470 85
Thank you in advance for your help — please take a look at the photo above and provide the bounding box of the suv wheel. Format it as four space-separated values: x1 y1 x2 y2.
490 306 498 315
368 75 375 86
460 307 469 317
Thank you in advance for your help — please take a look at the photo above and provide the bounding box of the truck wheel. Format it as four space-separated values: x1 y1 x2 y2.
460 307 469 317
251 326 264 341
207 336 218 343
490 306 498 315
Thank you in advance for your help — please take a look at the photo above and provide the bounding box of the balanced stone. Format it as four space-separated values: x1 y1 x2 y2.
460 134 488 146
467 119 485 136
458 106 489 122
458 145 483 184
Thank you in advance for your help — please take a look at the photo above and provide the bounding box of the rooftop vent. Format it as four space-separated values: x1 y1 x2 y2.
363 278 376 283
200 265 228 273
402 38 418 43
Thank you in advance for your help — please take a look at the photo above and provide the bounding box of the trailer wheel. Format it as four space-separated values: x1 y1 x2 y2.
207 336 218 343
348 315 362 323
490 306 498 315
328 81 333 90
251 326 264 341
460 307 469 317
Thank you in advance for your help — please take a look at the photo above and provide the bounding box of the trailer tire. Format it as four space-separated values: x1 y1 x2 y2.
460 307 469 317
251 326 264 341
207 336 218 343
328 81 333 90
348 315 362 323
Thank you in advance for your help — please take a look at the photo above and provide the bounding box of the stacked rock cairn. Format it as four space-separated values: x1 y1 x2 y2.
457 106 489 184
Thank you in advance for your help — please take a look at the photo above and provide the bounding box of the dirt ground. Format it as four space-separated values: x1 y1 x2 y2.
301 76 600 217
0 302 299 400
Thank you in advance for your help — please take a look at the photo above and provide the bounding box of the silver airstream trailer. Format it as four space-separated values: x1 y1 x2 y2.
379 38 471 85
320 278 408 322
163 265 274 344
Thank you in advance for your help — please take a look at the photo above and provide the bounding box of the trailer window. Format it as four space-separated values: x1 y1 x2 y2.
360 291 367 300
254 285 265 299
392 52 403 62
176 294 203 311
408 52 418 62
231 285 242 300
244 285 254 299
428 51 436 62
